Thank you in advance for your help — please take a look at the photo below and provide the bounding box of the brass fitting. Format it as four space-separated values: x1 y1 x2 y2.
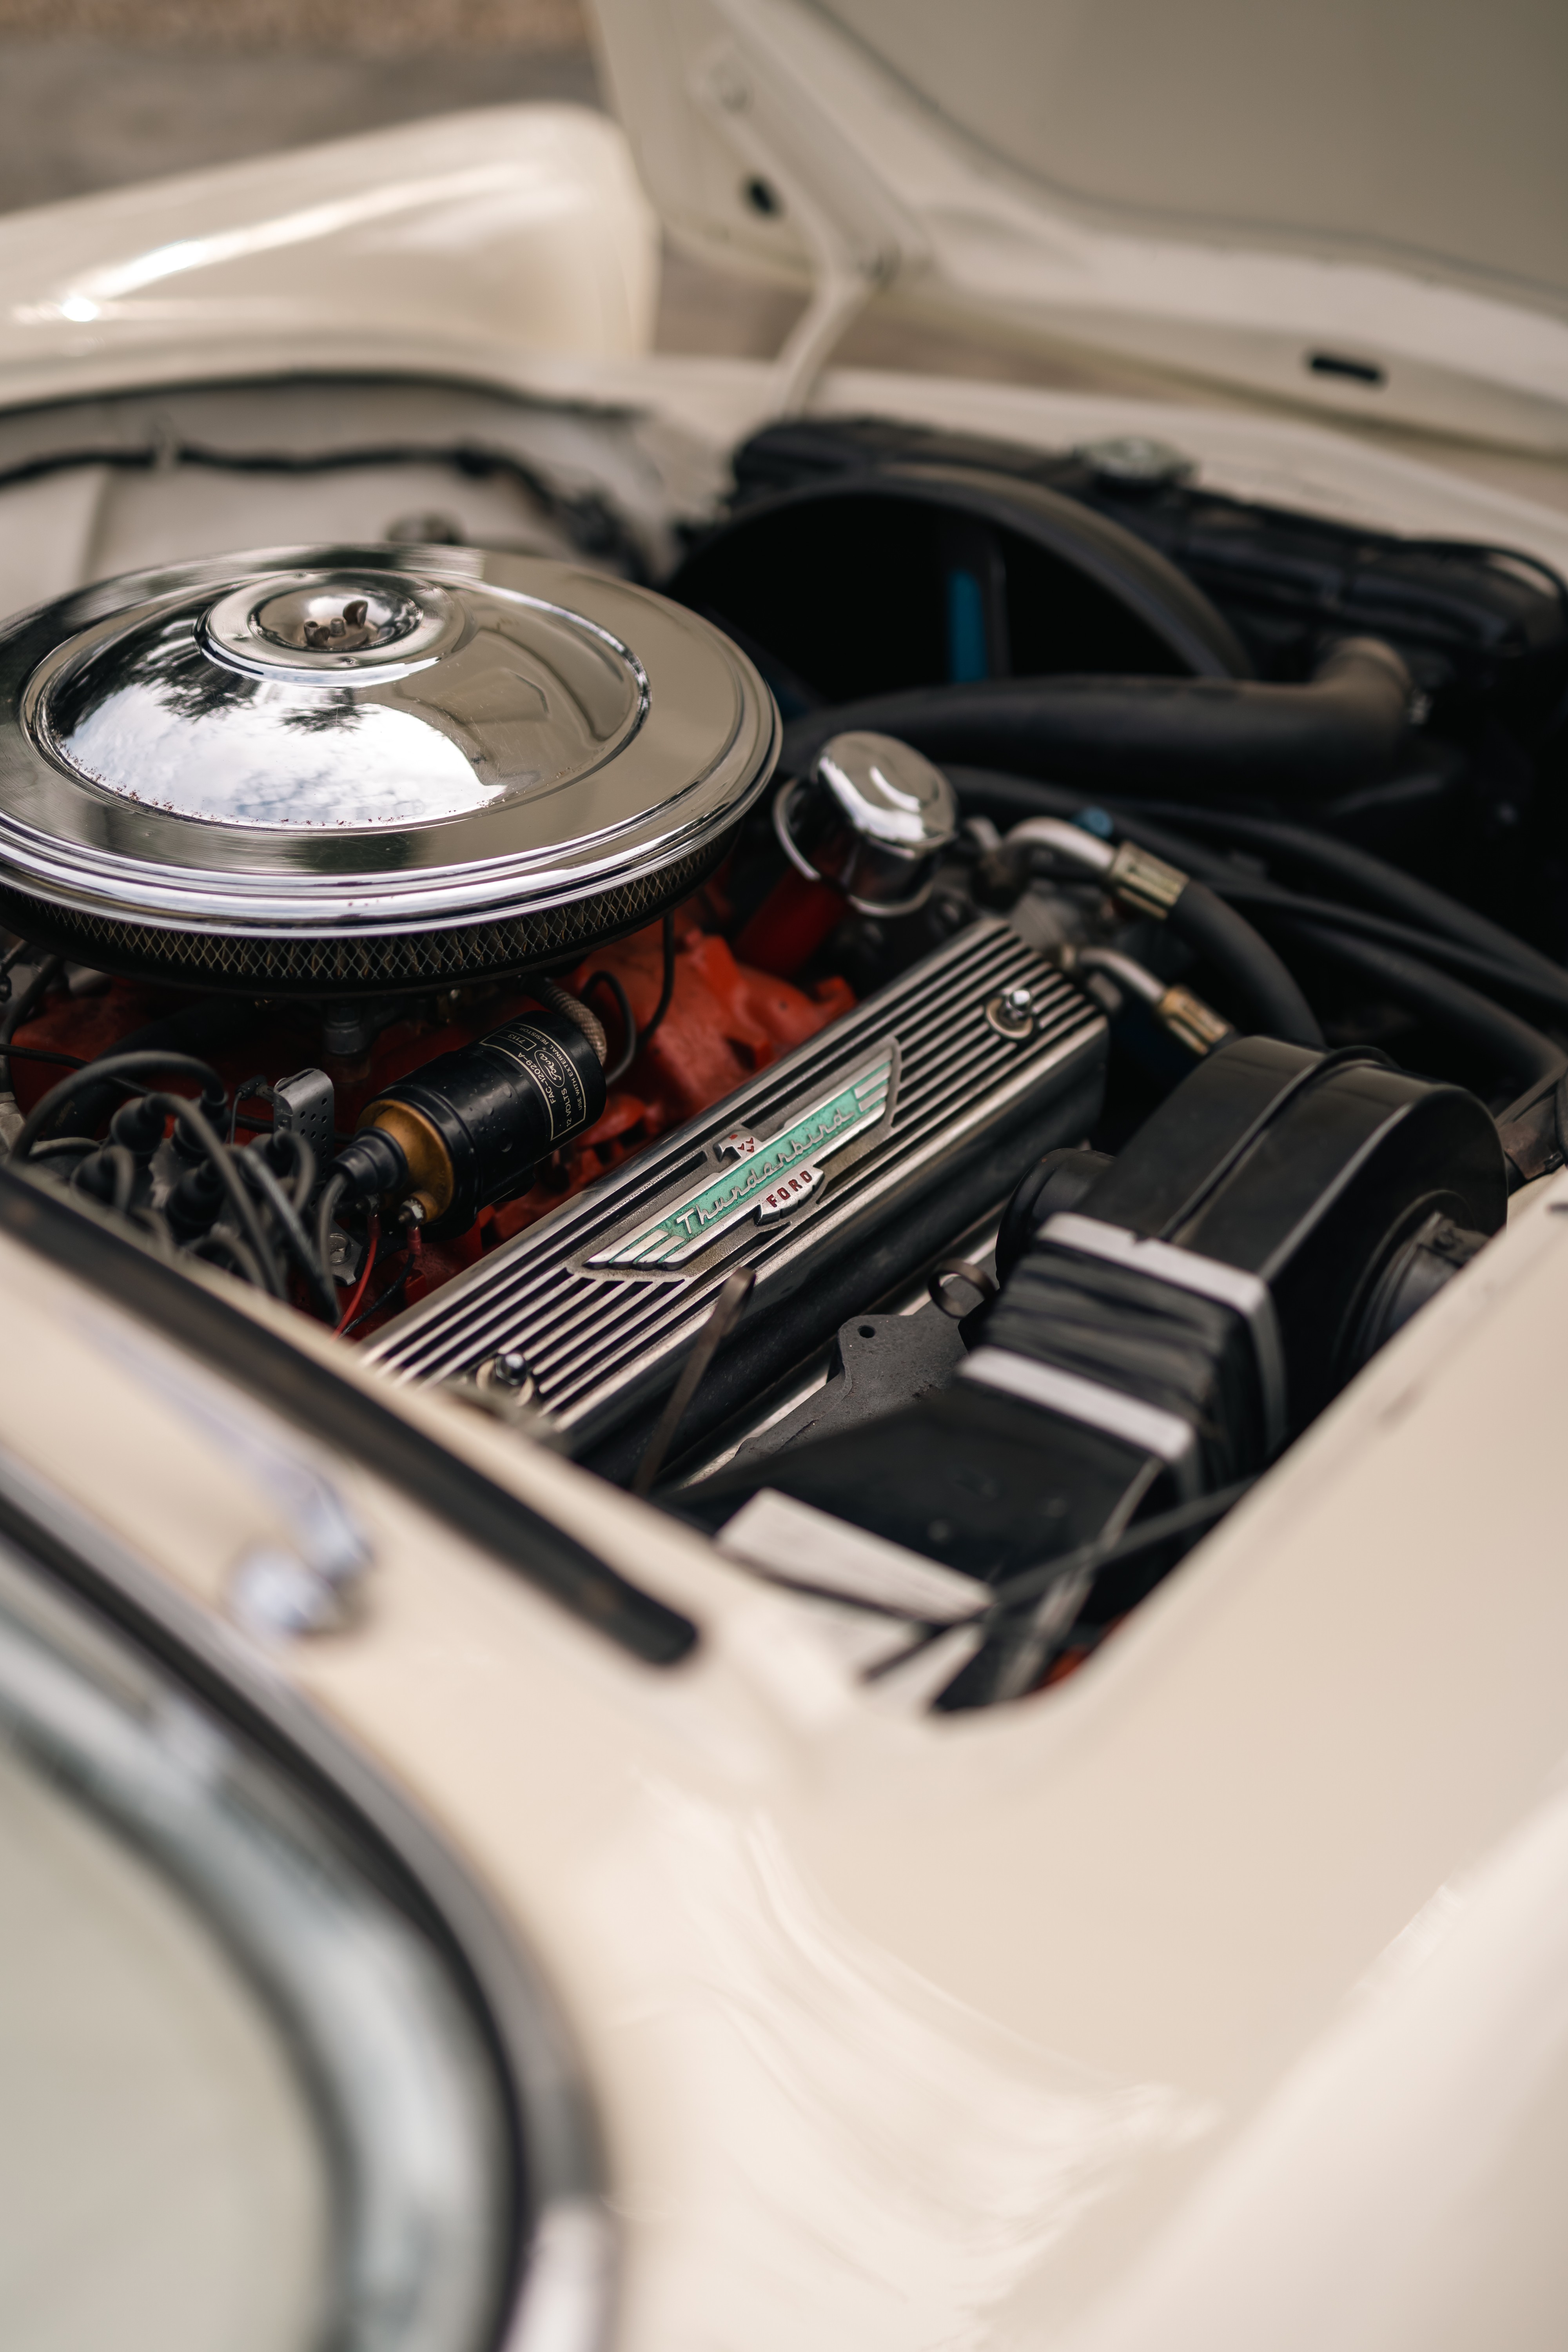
358 1098 454 1223
1158 985 1236 1058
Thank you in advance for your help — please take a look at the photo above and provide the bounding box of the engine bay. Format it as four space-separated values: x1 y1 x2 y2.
1 387 1564 1710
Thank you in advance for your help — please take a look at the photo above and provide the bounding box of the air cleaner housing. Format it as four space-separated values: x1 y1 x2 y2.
0 544 777 992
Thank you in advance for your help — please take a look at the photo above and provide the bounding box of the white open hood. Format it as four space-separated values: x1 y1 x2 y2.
590 0 1568 451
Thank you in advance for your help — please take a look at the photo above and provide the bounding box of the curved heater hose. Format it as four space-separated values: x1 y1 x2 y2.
1001 814 1323 1049
964 772 1563 1091
1166 880 1323 1049
780 638 1415 800
1266 919 1563 1088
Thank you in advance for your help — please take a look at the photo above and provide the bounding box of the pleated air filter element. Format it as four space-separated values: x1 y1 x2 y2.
0 545 778 993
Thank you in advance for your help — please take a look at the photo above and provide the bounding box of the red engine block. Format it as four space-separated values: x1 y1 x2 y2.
11 897 854 1331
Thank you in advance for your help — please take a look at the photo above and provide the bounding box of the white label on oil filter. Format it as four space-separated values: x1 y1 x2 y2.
484 1021 589 1141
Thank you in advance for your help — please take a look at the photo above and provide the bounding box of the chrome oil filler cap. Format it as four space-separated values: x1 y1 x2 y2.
0 544 778 991
775 730 958 916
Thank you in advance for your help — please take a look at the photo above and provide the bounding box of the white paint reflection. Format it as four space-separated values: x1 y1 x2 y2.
19 160 578 326
604 1782 1211 2349
1063 1778 1568 2352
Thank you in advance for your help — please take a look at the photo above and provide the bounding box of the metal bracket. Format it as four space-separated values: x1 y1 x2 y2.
691 0 927 414
270 1065 336 1172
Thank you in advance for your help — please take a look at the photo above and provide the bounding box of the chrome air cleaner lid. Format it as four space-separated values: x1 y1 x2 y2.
0 544 777 991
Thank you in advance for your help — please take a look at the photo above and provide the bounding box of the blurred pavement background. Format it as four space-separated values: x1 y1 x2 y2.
0 0 597 213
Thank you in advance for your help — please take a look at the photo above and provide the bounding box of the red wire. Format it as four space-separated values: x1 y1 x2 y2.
335 1214 380 1332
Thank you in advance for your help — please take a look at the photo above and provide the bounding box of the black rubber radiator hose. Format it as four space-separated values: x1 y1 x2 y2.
780 637 1415 800
954 769 1564 1091
987 797 1323 1047
1135 803 1568 990
1162 879 1323 1048
1263 920 1563 1087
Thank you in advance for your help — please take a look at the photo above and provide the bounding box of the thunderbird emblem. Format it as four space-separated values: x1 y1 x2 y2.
587 1042 898 1272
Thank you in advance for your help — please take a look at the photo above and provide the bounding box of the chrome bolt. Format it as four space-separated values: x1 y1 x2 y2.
476 1348 539 1406
984 984 1037 1041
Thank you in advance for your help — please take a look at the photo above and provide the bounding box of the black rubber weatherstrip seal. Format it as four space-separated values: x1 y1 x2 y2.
0 1161 698 1667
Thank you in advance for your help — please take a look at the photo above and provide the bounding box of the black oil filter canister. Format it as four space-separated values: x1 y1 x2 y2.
358 1007 606 1235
